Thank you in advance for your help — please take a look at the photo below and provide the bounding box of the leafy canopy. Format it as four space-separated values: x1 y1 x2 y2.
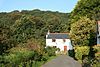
70 17 96 46
70 0 100 24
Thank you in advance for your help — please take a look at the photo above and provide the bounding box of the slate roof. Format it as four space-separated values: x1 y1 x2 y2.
46 33 70 39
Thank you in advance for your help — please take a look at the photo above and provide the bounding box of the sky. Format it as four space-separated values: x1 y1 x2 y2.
0 0 78 13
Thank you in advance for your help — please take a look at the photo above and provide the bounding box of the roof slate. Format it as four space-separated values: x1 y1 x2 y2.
46 33 69 39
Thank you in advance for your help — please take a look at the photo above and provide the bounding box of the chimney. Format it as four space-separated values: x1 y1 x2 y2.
46 30 50 38
97 21 100 35
47 30 50 35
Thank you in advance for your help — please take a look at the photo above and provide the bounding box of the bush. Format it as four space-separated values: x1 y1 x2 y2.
75 46 90 63
93 45 100 60
41 53 49 61
45 46 57 56
95 53 100 60
4 47 34 64
68 49 75 58
93 45 100 52
92 59 100 67
81 45 100 67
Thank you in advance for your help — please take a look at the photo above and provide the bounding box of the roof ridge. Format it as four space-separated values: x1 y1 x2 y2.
47 33 70 39
50 33 69 34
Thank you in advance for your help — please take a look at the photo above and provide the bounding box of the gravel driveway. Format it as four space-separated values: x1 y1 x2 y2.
42 55 81 67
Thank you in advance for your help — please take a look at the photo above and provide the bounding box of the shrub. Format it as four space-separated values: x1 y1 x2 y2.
75 46 90 63
95 53 100 60
93 45 100 52
41 53 49 61
92 63 100 67
4 47 34 64
93 45 100 60
45 46 57 56
68 49 75 58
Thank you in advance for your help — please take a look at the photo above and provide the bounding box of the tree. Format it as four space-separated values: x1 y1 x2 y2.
70 17 96 46
0 9 70 66
11 15 45 43
70 0 100 24
69 0 100 46
0 26 13 55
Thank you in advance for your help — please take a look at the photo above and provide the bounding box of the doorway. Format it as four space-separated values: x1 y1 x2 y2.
64 46 67 52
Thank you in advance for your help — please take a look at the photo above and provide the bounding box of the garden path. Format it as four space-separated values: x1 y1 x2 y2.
42 55 81 67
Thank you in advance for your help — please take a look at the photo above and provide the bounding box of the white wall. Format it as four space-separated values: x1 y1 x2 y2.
46 39 73 51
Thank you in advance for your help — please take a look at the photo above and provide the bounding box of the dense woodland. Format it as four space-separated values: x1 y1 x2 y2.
0 9 69 66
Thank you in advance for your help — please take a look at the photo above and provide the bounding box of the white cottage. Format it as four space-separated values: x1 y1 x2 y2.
46 31 73 52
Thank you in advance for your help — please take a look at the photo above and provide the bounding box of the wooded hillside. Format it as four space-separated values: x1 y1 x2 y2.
0 9 69 49
0 9 70 66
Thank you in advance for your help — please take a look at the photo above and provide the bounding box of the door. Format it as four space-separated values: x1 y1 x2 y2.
64 46 67 52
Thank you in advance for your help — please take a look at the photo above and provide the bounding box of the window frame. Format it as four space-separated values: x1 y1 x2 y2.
52 39 56 42
63 39 66 42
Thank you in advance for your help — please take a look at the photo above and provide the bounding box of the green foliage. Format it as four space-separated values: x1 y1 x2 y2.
70 0 100 24
0 9 69 66
93 45 100 52
4 47 34 64
70 0 100 66
75 46 90 62
95 53 100 60
68 49 75 58
45 46 58 56
1 38 58 66
70 0 99 46
0 27 13 55
0 9 69 49
11 15 44 43
92 59 100 67
93 45 100 60
70 17 96 46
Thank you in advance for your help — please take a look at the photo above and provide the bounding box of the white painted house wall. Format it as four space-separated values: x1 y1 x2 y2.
46 39 73 51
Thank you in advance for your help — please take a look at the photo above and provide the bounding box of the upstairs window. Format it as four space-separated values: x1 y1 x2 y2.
63 39 66 42
52 39 56 42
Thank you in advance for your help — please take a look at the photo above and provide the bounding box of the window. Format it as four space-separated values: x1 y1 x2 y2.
52 39 56 42
63 39 66 42
53 46 57 48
